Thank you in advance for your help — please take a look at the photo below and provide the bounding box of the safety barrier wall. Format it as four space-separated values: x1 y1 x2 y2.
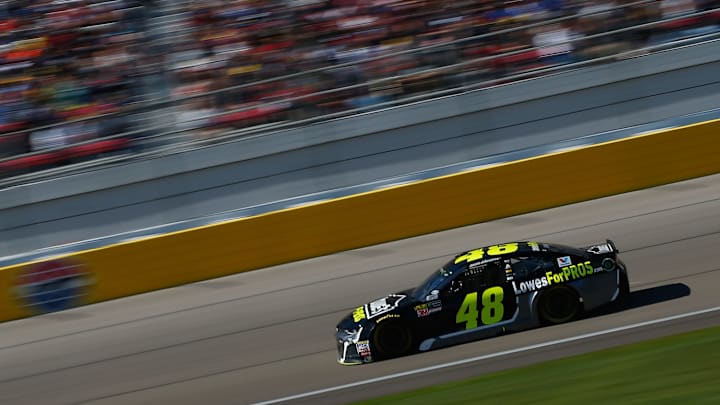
1 119 719 322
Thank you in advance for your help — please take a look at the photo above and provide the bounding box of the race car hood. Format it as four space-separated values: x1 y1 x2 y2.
337 289 415 329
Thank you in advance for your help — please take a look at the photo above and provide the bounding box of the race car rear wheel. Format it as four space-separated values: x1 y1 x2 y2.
538 286 581 325
371 321 413 359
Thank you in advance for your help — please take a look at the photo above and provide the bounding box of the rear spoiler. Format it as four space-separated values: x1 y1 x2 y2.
586 239 619 255
607 239 619 253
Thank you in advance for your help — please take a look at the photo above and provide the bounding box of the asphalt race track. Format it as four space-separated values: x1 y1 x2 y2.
1 173 720 405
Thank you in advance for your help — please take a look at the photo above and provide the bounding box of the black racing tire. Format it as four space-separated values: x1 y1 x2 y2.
537 286 582 325
371 321 413 359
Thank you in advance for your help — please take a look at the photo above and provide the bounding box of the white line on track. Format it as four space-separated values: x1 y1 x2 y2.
253 306 720 405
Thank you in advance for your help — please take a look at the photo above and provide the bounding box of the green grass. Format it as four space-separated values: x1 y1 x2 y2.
354 326 720 405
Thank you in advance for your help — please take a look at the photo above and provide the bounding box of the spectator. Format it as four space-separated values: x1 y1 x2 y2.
2 0 719 177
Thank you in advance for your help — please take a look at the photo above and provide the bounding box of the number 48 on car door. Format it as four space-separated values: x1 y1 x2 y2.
452 259 517 330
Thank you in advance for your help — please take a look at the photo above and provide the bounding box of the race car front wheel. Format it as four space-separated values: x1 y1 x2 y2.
371 321 413 359
538 286 581 325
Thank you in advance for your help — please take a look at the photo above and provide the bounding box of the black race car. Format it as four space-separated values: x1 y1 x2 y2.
336 240 629 364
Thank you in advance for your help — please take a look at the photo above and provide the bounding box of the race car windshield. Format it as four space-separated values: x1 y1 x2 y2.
413 260 464 299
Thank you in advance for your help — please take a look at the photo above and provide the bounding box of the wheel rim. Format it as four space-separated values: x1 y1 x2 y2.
540 288 579 324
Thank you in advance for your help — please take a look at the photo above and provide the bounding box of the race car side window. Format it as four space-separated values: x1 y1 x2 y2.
444 259 507 295
512 256 555 280
445 264 479 295
478 260 505 287
510 257 532 279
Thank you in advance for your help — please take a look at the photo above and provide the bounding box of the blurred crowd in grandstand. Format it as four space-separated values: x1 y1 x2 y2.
1 0 719 177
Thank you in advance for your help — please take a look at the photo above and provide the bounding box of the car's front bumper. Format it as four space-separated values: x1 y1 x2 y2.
336 328 372 365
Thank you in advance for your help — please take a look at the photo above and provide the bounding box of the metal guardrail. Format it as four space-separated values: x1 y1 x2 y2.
2 32 719 189
2 106 719 268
